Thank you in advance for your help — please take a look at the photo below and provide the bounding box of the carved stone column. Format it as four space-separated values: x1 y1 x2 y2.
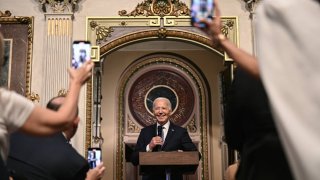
41 13 73 104
37 1 79 104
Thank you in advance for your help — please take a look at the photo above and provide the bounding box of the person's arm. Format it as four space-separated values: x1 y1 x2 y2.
20 60 93 136
217 35 259 78
199 0 259 78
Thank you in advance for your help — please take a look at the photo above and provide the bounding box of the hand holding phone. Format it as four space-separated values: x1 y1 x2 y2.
87 148 102 169
191 0 214 28
72 41 91 69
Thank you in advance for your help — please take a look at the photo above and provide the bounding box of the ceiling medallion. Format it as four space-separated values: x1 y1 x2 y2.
38 0 79 13
119 0 190 17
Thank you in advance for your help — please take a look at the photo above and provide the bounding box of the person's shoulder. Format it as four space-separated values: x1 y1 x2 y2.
140 124 157 134
169 122 186 131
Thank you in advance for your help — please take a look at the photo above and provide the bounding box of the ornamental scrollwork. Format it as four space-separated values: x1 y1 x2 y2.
26 92 40 103
127 118 141 133
157 27 167 38
0 10 12 17
90 21 114 44
187 116 197 133
221 20 234 38
119 0 190 17
37 0 79 13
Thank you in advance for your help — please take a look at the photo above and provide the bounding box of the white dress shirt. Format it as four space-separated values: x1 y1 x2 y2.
146 121 170 152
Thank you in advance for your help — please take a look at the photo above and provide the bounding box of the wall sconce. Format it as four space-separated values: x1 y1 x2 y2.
242 0 262 18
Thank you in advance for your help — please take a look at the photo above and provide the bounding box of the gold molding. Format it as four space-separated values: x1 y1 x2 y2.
86 16 238 61
38 0 79 13
86 15 239 180
119 0 190 17
0 10 12 17
85 77 93 152
0 11 34 97
187 116 197 133
91 46 100 62
26 92 40 102
57 89 68 96
127 116 141 133
90 21 114 43
117 54 209 180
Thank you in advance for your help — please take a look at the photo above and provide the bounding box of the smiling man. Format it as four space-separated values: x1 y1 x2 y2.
131 97 200 180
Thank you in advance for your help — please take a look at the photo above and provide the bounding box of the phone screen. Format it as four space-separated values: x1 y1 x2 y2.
72 41 91 69
87 148 102 169
191 0 214 28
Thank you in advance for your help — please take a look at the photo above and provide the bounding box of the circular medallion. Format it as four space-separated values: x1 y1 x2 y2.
128 69 194 127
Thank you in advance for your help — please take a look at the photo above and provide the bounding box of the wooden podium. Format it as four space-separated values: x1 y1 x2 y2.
139 151 199 180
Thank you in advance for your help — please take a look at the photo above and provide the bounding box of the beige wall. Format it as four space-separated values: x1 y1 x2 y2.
1 0 253 179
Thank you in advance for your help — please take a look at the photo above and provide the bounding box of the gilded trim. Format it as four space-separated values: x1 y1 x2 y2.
91 46 100 62
99 29 221 57
26 92 40 102
127 116 141 134
85 77 93 153
117 54 209 179
119 0 190 17
86 16 238 61
38 0 79 13
86 15 239 180
0 11 34 97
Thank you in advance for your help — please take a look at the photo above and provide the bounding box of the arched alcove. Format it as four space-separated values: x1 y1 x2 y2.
85 3 238 179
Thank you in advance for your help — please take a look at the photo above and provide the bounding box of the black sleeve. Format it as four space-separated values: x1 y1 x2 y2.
73 163 89 180
130 129 148 166
0 155 9 180
224 69 246 151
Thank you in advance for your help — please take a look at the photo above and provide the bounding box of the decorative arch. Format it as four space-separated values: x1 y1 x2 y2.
98 28 222 58
85 1 238 179
117 52 210 179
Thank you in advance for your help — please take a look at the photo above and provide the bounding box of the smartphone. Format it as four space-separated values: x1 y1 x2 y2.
191 0 214 28
87 147 102 169
72 41 91 69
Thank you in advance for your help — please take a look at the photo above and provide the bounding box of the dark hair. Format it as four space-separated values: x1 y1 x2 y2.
46 95 79 116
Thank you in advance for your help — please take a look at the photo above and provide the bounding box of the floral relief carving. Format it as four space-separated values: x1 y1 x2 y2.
90 21 114 44
38 0 79 13
127 117 141 133
119 0 190 17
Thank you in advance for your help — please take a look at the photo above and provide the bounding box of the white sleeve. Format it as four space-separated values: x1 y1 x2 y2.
256 1 320 180
1 89 35 133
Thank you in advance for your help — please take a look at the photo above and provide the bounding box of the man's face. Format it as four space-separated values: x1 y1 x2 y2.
153 99 172 125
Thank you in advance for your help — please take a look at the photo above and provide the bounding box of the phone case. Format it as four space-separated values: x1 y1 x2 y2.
191 0 214 28
72 41 91 69
87 148 102 169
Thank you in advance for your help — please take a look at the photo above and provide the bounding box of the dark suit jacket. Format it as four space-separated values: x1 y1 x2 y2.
225 68 293 180
7 132 89 180
0 154 9 180
131 122 200 180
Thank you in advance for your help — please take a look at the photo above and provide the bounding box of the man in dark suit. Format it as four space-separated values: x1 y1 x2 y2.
224 68 293 180
131 97 200 180
7 95 105 180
